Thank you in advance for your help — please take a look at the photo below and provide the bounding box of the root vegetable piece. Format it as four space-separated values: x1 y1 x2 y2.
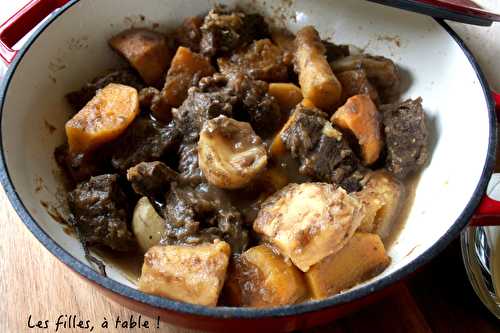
154 46 215 119
331 94 383 165
306 233 390 299
253 183 364 272
138 241 231 306
268 83 303 113
132 197 165 253
355 170 405 239
65 83 139 153
224 245 307 307
109 28 171 86
294 26 342 112
198 115 268 189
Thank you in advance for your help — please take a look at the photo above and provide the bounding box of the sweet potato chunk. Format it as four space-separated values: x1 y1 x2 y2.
268 83 303 113
154 46 215 120
109 28 171 86
306 233 390 299
253 183 364 272
355 170 405 239
224 245 307 307
65 83 139 153
294 26 342 112
331 94 383 165
138 241 231 306
218 39 288 82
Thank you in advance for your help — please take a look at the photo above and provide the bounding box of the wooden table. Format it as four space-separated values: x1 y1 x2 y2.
1 1 500 332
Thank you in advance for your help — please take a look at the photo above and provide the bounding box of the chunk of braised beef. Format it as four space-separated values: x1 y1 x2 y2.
127 161 178 198
138 87 161 110
66 69 144 111
68 174 134 251
380 98 428 179
281 105 363 191
200 8 268 57
218 39 288 82
162 183 248 253
178 143 205 186
54 144 108 184
173 16 204 52
111 116 181 171
323 40 350 62
336 69 380 105
173 78 237 144
226 72 281 136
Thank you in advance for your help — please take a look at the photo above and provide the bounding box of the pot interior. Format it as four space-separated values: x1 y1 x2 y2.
0 0 491 311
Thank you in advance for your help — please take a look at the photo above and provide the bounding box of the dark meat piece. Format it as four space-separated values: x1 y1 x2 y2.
162 183 248 253
200 7 268 57
173 16 204 52
323 40 349 62
173 75 237 144
178 143 205 186
330 54 400 103
68 174 134 251
66 69 144 111
281 105 363 191
54 145 108 184
380 98 428 179
336 69 380 105
138 87 160 109
127 161 178 197
218 39 288 82
227 72 281 136
111 116 181 171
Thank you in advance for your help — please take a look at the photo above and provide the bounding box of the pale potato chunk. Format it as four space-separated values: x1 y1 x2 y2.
198 116 268 189
224 245 307 307
268 83 303 113
331 94 383 165
294 26 342 112
306 233 390 299
65 83 139 153
138 241 230 306
109 28 171 86
355 170 405 239
253 183 364 272
132 197 165 253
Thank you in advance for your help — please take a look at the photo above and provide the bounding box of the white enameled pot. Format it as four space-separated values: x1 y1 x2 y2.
0 0 498 331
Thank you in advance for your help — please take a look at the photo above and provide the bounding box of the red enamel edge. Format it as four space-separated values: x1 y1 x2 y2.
0 0 70 64
416 0 500 21
471 91 500 226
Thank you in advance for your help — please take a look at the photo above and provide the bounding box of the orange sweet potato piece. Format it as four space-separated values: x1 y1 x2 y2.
109 28 171 86
224 245 307 307
268 83 303 113
153 46 215 120
65 83 139 153
305 232 390 299
331 94 383 165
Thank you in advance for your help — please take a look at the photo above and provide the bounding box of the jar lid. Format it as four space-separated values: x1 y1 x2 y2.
368 0 500 26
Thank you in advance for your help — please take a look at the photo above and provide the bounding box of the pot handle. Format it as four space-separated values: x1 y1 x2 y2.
0 0 70 64
471 91 500 226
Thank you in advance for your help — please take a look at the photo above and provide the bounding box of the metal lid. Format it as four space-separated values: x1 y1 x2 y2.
368 0 500 26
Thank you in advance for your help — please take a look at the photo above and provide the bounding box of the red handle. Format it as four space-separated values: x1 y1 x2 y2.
471 91 500 226
0 0 70 64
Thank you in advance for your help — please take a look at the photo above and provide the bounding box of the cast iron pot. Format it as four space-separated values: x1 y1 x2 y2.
0 0 499 331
